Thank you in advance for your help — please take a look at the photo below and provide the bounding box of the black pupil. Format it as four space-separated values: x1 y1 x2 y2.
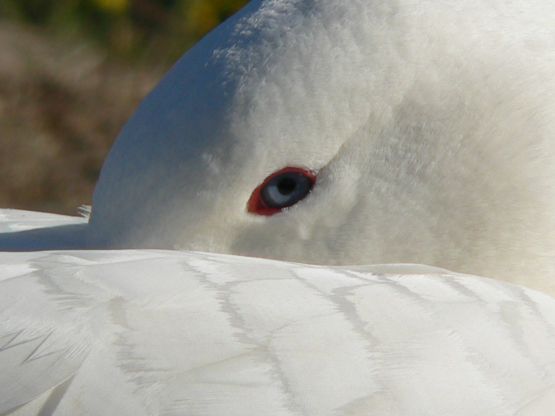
277 178 297 195
260 172 313 209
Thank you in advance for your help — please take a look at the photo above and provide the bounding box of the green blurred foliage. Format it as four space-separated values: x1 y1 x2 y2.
0 0 248 62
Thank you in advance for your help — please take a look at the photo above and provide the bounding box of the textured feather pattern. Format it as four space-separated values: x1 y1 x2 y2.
2 247 555 415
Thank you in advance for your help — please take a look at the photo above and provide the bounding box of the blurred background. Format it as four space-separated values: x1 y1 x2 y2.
0 0 248 214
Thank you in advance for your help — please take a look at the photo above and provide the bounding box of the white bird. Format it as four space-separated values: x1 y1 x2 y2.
1 0 555 414
3 0 555 292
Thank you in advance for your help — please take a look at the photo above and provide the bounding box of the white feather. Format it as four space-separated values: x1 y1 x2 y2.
2 223 555 415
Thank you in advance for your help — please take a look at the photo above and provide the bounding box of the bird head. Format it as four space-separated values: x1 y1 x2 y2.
89 0 555 290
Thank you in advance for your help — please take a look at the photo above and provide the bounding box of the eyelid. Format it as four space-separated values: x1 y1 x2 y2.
247 167 317 216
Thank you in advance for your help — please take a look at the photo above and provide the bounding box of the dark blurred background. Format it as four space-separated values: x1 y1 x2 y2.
0 0 248 214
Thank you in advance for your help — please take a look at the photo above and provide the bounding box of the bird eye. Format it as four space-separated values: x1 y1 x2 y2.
248 167 317 216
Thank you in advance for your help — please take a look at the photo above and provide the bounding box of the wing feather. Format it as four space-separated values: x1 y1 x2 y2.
0 210 85 234
1 250 555 415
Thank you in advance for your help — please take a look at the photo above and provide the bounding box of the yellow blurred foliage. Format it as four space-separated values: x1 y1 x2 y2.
187 3 221 36
93 0 129 14
0 0 248 212
187 0 247 38
0 0 248 59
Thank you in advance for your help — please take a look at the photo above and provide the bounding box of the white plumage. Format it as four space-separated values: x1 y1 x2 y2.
2 213 555 415
1 0 555 414
1 0 554 290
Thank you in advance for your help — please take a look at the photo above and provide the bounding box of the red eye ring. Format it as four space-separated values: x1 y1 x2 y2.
247 167 317 216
